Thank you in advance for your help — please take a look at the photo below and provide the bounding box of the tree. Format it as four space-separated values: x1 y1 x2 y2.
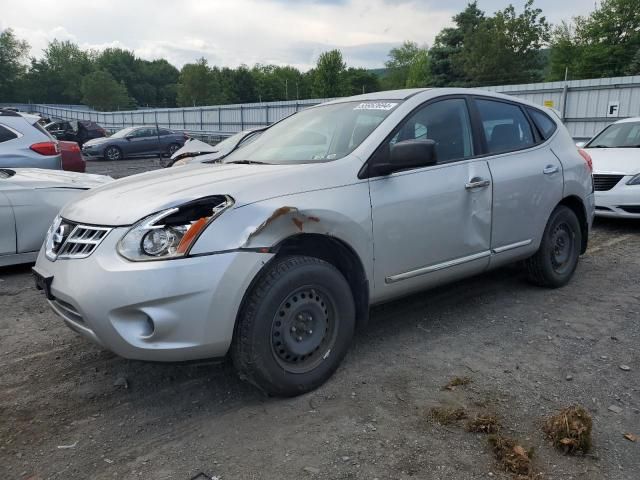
312 50 346 98
384 41 429 89
428 2 485 86
41 40 94 103
176 58 212 106
0 29 30 100
459 0 550 85
81 70 132 110
405 49 430 88
343 67 381 95
549 0 640 80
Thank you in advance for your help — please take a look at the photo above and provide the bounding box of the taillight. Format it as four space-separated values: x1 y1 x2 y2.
578 148 593 173
30 141 60 156
69 143 81 153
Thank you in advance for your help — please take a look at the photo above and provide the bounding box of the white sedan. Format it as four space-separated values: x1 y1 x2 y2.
1 168 112 267
581 117 640 218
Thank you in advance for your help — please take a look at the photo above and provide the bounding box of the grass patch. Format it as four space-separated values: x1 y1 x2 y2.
429 406 467 425
488 434 534 477
466 413 500 434
542 405 592 454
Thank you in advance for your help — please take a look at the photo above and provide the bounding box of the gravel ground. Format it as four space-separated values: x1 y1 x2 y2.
1 158 638 480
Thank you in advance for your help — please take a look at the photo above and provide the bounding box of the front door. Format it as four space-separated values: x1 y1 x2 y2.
368 98 493 301
128 127 160 155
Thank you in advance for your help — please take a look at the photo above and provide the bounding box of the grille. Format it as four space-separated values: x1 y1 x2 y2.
593 174 624 191
619 205 640 214
47 217 112 260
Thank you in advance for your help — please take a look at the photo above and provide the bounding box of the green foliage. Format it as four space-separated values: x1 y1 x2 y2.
0 28 29 101
384 41 429 88
343 67 380 95
176 58 213 106
81 70 132 110
40 40 94 103
312 50 347 97
548 0 640 80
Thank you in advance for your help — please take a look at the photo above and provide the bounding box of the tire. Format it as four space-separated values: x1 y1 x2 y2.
166 143 181 157
525 205 582 288
104 146 122 161
231 255 356 397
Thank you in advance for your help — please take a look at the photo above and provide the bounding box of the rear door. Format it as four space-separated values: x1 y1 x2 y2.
127 127 159 155
368 97 492 300
471 97 563 263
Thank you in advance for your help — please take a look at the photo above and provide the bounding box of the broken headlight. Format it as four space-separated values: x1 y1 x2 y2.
117 195 233 261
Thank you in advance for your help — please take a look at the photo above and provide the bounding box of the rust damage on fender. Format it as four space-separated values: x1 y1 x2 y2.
245 206 322 245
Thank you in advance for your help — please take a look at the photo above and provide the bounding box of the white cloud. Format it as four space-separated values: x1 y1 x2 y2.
1 0 585 71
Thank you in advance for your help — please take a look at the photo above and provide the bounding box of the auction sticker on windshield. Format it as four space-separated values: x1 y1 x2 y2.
353 102 398 111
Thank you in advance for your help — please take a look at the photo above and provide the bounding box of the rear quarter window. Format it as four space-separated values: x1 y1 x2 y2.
527 108 557 140
0 125 18 143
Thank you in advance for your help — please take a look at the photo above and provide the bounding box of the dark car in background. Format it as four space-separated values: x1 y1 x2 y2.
82 126 188 161
45 120 107 146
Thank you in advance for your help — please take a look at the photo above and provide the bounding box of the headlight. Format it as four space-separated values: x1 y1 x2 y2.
626 174 640 185
117 195 233 261
172 158 187 167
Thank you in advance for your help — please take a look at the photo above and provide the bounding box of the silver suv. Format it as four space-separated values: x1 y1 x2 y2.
34 89 595 396
0 110 62 169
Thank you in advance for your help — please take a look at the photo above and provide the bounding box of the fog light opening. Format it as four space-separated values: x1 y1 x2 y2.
139 314 155 339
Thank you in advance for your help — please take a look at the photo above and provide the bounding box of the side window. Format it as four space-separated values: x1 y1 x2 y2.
158 128 172 136
0 125 18 143
386 99 474 163
527 108 557 140
136 128 156 138
476 99 534 154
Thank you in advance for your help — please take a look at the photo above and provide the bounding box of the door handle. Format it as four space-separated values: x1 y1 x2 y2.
465 178 491 190
543 165 559 175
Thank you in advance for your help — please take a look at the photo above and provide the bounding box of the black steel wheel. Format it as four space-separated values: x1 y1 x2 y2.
232 255 356 397
525 205 581 288
167 143 181 157
104 146 122 161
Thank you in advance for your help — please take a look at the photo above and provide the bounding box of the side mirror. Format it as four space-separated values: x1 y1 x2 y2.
575 141 586 148
370 139 437 176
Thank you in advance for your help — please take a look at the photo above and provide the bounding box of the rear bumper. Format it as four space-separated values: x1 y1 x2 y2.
34 228 272 361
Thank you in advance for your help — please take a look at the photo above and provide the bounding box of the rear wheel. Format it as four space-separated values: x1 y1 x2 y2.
525 205 581 288
231 255 355 396
104 146 122 161
166 143 181 157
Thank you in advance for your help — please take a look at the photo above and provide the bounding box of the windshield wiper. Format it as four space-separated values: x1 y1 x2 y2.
225 160 269 165
589 145 608 148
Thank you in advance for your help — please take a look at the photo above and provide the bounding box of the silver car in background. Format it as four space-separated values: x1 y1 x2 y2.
1 168 112 266
34 88 594 396
0 110 62 170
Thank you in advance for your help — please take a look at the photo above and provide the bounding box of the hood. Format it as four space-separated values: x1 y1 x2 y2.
60 160 357 225
171 138 217 160
585 148 640 175
6 168 112 189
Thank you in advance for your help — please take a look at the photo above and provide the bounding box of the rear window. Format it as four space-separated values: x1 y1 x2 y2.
0 125 18 143
527 108 557 140
32 121 55 140
475 99 535 154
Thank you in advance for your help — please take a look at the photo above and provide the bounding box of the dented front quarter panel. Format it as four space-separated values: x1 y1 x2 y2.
190 182 375 282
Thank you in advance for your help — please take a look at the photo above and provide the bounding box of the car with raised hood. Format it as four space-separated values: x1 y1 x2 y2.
45 120 107 147
82 126 188 161
1 168 112 267
33 89 594 396
0 109 62 170
578 117 640 218
168 128 266 167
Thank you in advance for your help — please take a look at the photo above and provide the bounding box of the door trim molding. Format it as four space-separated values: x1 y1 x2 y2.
491 239 532 254
385 250 491 284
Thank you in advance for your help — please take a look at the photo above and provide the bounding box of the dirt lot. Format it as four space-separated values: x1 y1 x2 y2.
1 158 639 480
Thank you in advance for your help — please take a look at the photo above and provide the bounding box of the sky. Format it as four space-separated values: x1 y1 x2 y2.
2 0 592 71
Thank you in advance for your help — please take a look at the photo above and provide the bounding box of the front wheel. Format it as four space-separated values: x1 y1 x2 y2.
525 205 582 288
231 256 355 397
166 143 181 157
103 146 122 161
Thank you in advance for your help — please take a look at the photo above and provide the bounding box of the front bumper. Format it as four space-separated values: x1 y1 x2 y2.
34 227 272 361
594 176 640 218
81 145 103 158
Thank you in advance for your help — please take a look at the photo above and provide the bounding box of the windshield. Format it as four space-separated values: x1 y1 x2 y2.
587 122 640 148
214 131 251 154
222 101 399 164
111 127 136 139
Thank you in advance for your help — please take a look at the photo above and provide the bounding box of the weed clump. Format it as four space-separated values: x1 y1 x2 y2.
488 434 534 476
542 405 592 454
466 414 500 434
429 406 467 425
443 376 472 391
